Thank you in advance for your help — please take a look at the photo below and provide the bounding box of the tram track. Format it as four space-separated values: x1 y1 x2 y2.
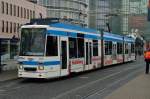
0 61 136 90
84 68 143 99
0 60 144 99
52 63 143 99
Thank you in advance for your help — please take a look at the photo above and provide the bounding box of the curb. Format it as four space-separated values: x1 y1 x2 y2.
0 70 19 84
2 65 17 71
0 77 20 84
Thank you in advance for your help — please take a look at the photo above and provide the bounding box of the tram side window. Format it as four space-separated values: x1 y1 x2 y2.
78 38 84 58
109 41 112 54
46 36 58 56
93 40 98 56
105 41 112 55
69 38 77 58
125 43 128 54
131 43 135 53
117 42 123 54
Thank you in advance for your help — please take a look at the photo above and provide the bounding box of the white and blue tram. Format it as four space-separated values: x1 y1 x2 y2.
18 22 135 78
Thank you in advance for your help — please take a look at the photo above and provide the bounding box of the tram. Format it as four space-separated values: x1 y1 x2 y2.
18 22 135 78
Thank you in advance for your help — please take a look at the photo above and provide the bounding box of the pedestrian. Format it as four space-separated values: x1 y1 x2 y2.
144 48 150 74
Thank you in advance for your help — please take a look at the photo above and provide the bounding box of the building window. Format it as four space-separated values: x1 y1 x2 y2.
1 40 9 55
2 1 4 14
14 5 16 16
2 20 4 32
39 13 42 18
6 2 8 15
24 8 26 18
14 23 16 33
33 11 35 18
17 6 19 17
10 4 12 15
10 22 12 33
6 21 8 33
17 23 19 33
21 7 23 18
30 10 32 19
27 9 29 19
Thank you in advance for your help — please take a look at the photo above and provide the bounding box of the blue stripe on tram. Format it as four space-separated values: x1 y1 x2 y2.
22 61 60 66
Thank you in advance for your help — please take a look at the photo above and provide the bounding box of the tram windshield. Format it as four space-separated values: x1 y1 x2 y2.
20 28 46 56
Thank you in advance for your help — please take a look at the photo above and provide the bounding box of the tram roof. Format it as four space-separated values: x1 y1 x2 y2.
104 32 123 38
103 32 123 42
22 20 135 42
103 32 135 43
124 36 135 42
50 23 98 34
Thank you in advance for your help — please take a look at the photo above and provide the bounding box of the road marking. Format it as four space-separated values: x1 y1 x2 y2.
52 65 142 99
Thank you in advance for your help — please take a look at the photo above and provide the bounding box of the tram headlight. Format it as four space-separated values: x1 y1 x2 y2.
19 65 23 70
38 66 44 70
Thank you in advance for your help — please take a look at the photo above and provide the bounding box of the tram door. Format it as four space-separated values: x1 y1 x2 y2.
112 42 117 64
128 43 131 60
85 40 93 70
112 43 117 60
60 37 69 76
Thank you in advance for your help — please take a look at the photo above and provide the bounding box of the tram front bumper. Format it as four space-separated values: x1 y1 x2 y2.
18 70 60 79
18 71 47 78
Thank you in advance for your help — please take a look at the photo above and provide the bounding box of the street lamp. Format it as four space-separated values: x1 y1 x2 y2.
104 13 119 33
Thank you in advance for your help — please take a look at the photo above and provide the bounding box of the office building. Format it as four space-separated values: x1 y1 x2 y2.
0 0 46 62
37 0 89 27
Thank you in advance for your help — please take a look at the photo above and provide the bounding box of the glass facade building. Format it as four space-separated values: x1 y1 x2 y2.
96 0 110 31
89 0 122 34
89 0 148 35
33 0 148 37
37 0 89 26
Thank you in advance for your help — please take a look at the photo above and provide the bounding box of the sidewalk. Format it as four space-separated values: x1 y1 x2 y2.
1 59 18 71
0 69 18 82
0 59 18 82
105 73 150 99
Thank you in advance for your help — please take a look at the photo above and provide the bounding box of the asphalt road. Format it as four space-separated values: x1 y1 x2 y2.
0 57 145 99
